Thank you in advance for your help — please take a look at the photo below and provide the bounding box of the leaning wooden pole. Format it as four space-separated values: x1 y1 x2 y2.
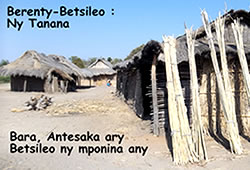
185 28 208 161
151 55 160 136
163 35 197 164
231 19 250 106
215 13 242 154
170 37 197 162
201 10 242 154
163 36 182 163
215 13 235 114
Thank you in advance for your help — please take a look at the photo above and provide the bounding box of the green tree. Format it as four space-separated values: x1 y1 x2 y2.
87 57 97 67
69 56 85 68
107 57 112 63
125 44 145 60
0 60 10 84
0 59 9 67
111 58 122 65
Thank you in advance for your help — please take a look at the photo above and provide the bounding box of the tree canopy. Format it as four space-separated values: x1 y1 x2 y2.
69 56 85 68
124 44 144 60
0 59 9 67
111 58 122 65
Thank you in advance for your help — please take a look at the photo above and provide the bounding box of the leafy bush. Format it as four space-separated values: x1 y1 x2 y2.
0 76 10 83
0 60 9 66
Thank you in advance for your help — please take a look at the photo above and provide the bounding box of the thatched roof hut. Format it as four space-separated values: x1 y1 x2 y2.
0 50 85 92
81 59 116 86
114 9 250 136
114 40 165 121
177 9 250 137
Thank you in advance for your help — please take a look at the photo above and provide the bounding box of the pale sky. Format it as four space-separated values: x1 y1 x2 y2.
0 0 249 61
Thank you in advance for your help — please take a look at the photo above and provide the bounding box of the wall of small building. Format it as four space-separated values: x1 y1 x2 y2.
10 75 45 92
92 74 116 86
44 76 76 93
116 61 191 134
116 68 144 118
80 74 116 87
195 20 250 137
80 78 94 87
199 58 250 137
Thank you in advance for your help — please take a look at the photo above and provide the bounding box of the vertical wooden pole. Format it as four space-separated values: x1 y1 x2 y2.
23 78 27 92
151 55 160 136
186 28 208 161
215 13 235 116
163 35 181 163
170 36 197 163
52 76 55 93
232 20 250 105
65 81 68 92
215 14 242 153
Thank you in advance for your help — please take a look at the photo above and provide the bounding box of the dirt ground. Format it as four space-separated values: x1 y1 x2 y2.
0 83 250 170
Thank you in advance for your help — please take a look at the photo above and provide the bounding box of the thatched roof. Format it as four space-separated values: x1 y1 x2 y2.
113 51 142 70
176 9 250 62
88 59 113 69
195 9 250 39
0 50 85 80
82 59 116 78
176 36 250 64
82 68 116 78
114 9 250 71
113 40 163 70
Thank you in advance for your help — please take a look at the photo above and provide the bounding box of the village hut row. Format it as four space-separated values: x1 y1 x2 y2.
0 50 85 93
114 9 250 136
81 59 116 86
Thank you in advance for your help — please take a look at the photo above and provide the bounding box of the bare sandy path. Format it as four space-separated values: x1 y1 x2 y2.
0 83 250 170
